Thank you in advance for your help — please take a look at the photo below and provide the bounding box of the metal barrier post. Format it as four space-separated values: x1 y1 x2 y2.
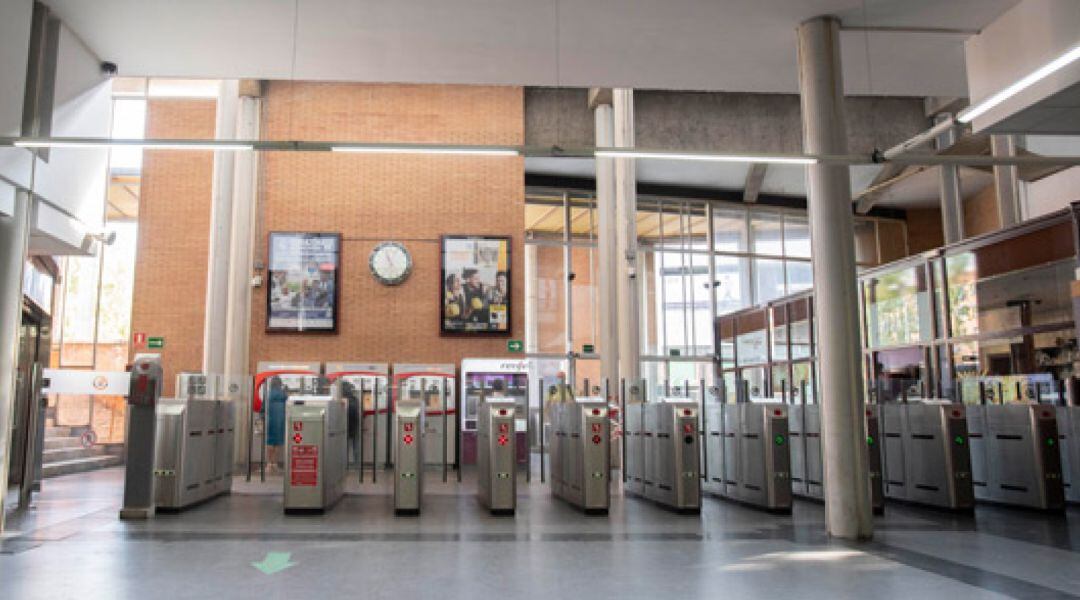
525 376 532 484
1015 381 1023 403
699 378 707 482
664 378 670 396
442 380 448 483
372 379 379 483
621 378 628 483
583 377 590 397
979 381 987 405
538 377 545 483
386 379 395 468
359 379 366 484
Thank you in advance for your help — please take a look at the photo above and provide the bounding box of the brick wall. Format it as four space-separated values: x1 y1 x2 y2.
129 99 216 395
249 82 525 371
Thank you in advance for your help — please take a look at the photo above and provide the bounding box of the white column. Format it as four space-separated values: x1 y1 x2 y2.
0 190 32 532
935 114 964 244
797 16 873 540
992 134 1021 228
613 88 640 385
202 79 240 376
524 242 539 353
594 98 619 391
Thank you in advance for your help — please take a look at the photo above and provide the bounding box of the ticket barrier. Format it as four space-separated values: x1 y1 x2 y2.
283 392 347 513
625 399 701 513
120 354 164 520
789 404 885 514
477 399 517 514
1058 406 1080 503
154 374 235 510
703 402 792 513
550 398 610 514
967 404 1065 511
876 402 974 510
394 398 424 515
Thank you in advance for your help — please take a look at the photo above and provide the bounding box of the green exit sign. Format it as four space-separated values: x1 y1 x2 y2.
582 344 595 354
148 336 165 349
507 339 523 353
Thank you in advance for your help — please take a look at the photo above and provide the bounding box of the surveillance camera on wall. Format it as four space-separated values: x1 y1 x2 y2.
100 61 118 76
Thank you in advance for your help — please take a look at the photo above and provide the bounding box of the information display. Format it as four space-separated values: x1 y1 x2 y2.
267 232 340 332
441 235 511 334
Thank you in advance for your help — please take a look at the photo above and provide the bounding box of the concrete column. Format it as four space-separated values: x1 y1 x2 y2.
202 80 240 376
524 242 539 353
613 88 640 385
935 114 964 244
0 190 32 532
797 16 873 540
591 90 619 392
992 134 1021 228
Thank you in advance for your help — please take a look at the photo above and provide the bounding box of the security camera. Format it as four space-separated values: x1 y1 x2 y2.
100 61 118 75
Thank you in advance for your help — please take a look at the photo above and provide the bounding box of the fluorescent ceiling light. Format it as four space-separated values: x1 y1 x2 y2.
594 149 817 165
14 139 252 151
958 43 1080 124
331 145 519 156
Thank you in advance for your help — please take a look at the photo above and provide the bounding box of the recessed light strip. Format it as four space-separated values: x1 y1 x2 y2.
330 145 519 156
14 138 253 151
958 43 1080 124
594 148 818 165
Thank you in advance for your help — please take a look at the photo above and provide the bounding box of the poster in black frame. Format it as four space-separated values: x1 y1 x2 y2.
440 235 511 335
265 231 341 333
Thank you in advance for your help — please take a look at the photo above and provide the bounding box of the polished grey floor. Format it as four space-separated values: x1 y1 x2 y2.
2 468 1078 600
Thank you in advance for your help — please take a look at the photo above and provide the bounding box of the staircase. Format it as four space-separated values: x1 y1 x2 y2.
42 426 123 478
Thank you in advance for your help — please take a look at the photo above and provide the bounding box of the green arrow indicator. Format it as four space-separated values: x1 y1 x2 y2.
252 552 296 575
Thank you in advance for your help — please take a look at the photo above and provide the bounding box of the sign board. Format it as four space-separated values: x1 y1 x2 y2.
507 339 523 353
290 445 318 487
582 344 595 354
148 336 165 349
133 332 147 347
43 369 131 396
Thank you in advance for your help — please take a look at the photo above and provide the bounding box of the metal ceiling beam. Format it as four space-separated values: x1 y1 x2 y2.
742 163 768 203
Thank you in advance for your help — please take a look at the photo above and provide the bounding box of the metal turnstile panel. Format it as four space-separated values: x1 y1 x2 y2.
284 396 347 512
704 403 791 511
154 392 236 510
787 404 882 512
478 400 517 513
625 403 645 496
879 403 973 510
624 400 699 512
394 399 424 514
1058 406 1079 503
551 398 610 512
967 404 1065 510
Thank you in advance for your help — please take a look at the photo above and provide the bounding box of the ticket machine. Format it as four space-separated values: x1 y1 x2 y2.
478 399 517 514
283 390 347 513
550 397 610 514
393 364 456 468
394 397 425 515
461 359 529 465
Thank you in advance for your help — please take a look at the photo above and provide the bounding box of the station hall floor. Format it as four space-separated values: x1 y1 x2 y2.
1 468 1078 600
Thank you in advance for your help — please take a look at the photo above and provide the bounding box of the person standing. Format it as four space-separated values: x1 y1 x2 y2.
264 376 289 473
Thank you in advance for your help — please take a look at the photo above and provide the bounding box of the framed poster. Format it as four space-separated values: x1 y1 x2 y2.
441 235 511 335
266 232 340 333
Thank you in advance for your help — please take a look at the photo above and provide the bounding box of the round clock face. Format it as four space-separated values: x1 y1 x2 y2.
369 242 412 286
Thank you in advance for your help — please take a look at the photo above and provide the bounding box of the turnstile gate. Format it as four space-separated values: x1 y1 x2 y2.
703 402 792 512
154 374 235 510
283 394 347 513
550 398 610 514
876 402 974 510
1058 406 1080 503
625 399 701 513
478 399 517 514
789 404 884 513
394 398 424 515
967 404 1065 510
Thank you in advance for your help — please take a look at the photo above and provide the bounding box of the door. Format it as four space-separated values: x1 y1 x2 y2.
8 307 49 496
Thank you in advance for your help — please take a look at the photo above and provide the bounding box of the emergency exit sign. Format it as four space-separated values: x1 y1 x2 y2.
582 344 595 354
148 336 165 349
507 339 523 353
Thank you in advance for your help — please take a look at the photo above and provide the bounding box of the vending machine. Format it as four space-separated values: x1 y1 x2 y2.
392 364 456 467
460 358 529 465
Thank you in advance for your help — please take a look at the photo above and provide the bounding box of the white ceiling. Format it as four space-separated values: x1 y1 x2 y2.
45 0 1019 96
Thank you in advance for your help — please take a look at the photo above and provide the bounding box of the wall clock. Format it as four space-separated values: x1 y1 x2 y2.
369 241 412 286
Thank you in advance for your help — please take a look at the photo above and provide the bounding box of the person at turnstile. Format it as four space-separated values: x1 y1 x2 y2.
343 380 361 467
265 376 288 472
545 371 574 413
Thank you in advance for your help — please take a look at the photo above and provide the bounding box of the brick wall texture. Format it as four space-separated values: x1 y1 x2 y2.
129 98 216 395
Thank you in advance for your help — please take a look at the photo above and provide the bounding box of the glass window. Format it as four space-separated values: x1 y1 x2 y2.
735 310 768 365
785 260 812 294
715 256 749 315
751 213 784 257
753 257 786 304
770 305 788 363
714 208 748 253
534 244 565 353
783 216 811 258
789 299 812 360
863 264 932 348
792 362 815 404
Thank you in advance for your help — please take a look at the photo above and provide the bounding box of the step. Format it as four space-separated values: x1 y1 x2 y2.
45 426 74 438
42 455 123 479
43 446 105 463
44 436 85 451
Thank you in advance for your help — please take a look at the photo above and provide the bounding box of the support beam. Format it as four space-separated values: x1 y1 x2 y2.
202 80 239 376
0 190 32 532
743 163 768 204
992 134 1022 228
613 89 640 385
797 16 873 541
594 93 619 393
935 114 964 243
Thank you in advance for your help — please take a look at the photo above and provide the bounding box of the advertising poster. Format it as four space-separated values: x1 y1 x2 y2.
266 232 340 332
441 235 511 334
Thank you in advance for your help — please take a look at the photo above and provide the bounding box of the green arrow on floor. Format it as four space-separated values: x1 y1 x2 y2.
251 552 296 575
